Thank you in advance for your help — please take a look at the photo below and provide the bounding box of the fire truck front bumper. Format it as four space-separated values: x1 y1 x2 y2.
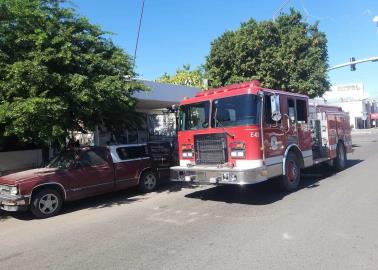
170 165 268 185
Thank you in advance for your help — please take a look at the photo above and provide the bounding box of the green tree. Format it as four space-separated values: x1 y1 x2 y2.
205 9 330 97
0 0 146 146
157 64 206 89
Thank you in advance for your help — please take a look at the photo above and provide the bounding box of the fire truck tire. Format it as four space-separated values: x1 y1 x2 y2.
333 142 347 171
138 170 158 193
281 152 301 192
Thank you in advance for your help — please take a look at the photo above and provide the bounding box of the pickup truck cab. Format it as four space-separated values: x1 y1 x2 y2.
0 143 171 218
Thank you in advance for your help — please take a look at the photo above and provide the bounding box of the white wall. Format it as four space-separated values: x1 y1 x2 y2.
336 101 362 127
323 83 365 102
332 100 375 128
0 149 42 175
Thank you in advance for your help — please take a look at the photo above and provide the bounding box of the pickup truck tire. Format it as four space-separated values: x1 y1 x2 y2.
280 152 301 192
30 188 63 219
333 142 347 171
139 171 157 193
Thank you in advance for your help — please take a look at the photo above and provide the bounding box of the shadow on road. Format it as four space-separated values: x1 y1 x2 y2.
0 180 184 221
184 159 363 206
0 159 363 220
0 211 13 222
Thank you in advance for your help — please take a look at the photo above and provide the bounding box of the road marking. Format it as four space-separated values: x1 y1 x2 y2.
148 207 210 225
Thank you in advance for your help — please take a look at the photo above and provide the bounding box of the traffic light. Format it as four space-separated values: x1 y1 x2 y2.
350 57 356 71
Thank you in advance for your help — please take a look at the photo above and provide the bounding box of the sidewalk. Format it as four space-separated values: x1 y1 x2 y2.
351 127 378 135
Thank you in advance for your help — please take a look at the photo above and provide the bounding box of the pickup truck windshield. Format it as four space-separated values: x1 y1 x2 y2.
179 101 210 131
47 150 75 169
212 94 260 128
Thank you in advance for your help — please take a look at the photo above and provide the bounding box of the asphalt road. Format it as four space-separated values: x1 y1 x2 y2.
1 131 378 270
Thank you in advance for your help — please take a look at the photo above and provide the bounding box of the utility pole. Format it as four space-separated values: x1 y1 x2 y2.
327 56 378 71
132 0 145 73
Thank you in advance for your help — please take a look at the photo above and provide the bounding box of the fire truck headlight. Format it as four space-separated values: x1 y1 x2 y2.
230 142 245 159
237 151 244 157
182 151 193 158
231 150 245 158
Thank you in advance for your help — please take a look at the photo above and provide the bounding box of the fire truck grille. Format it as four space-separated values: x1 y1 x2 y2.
194 133 228 165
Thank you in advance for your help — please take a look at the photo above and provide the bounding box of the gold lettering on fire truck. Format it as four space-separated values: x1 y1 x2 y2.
270 136 278 150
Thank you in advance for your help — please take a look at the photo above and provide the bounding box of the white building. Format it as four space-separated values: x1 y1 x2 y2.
91 80 200 146
322 83 377 129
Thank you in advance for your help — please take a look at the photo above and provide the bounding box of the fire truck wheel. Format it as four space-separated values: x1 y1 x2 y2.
281 152 301 192
334 142 347 171
138 171 158 193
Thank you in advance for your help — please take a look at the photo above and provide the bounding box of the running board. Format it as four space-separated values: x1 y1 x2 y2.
313 157 331 164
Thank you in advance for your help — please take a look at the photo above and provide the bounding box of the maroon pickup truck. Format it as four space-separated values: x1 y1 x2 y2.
0 143 172 218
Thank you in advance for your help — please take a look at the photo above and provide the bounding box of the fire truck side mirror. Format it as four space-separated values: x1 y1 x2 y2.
270 95 282 122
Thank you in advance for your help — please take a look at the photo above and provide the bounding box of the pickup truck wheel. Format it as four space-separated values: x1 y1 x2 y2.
280 152 301 192
139 171 157 193
30 189 63 219
333 142 347 171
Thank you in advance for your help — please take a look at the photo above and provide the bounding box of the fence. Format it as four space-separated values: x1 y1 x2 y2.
0 149 43 176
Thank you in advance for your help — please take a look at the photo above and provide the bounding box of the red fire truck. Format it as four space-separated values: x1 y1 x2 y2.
170 80 352 191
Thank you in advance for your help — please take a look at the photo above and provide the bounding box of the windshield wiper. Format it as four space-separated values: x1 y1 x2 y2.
213 106 234 139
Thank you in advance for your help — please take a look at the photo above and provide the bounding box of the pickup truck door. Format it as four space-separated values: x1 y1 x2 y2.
68 148 114 200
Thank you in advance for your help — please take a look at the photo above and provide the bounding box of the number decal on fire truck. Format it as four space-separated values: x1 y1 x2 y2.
250 132 259 138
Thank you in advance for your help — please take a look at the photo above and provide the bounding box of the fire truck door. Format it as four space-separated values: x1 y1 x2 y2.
296 99 312 151
287 98 298 145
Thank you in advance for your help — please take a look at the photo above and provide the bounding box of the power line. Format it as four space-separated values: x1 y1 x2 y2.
132 0 145 74
273 0 291 21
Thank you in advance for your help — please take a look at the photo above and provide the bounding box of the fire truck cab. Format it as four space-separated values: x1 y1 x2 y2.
170 80 352 191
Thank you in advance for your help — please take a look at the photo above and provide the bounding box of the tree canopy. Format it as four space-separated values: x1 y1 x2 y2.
156 65 206 89
0 0 146 146
205 9 330 97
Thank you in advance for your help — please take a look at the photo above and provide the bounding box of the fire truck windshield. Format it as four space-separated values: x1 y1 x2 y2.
212 94 260 127
179 101 210 131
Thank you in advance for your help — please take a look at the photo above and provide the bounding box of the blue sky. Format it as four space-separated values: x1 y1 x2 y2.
72 0 378 97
